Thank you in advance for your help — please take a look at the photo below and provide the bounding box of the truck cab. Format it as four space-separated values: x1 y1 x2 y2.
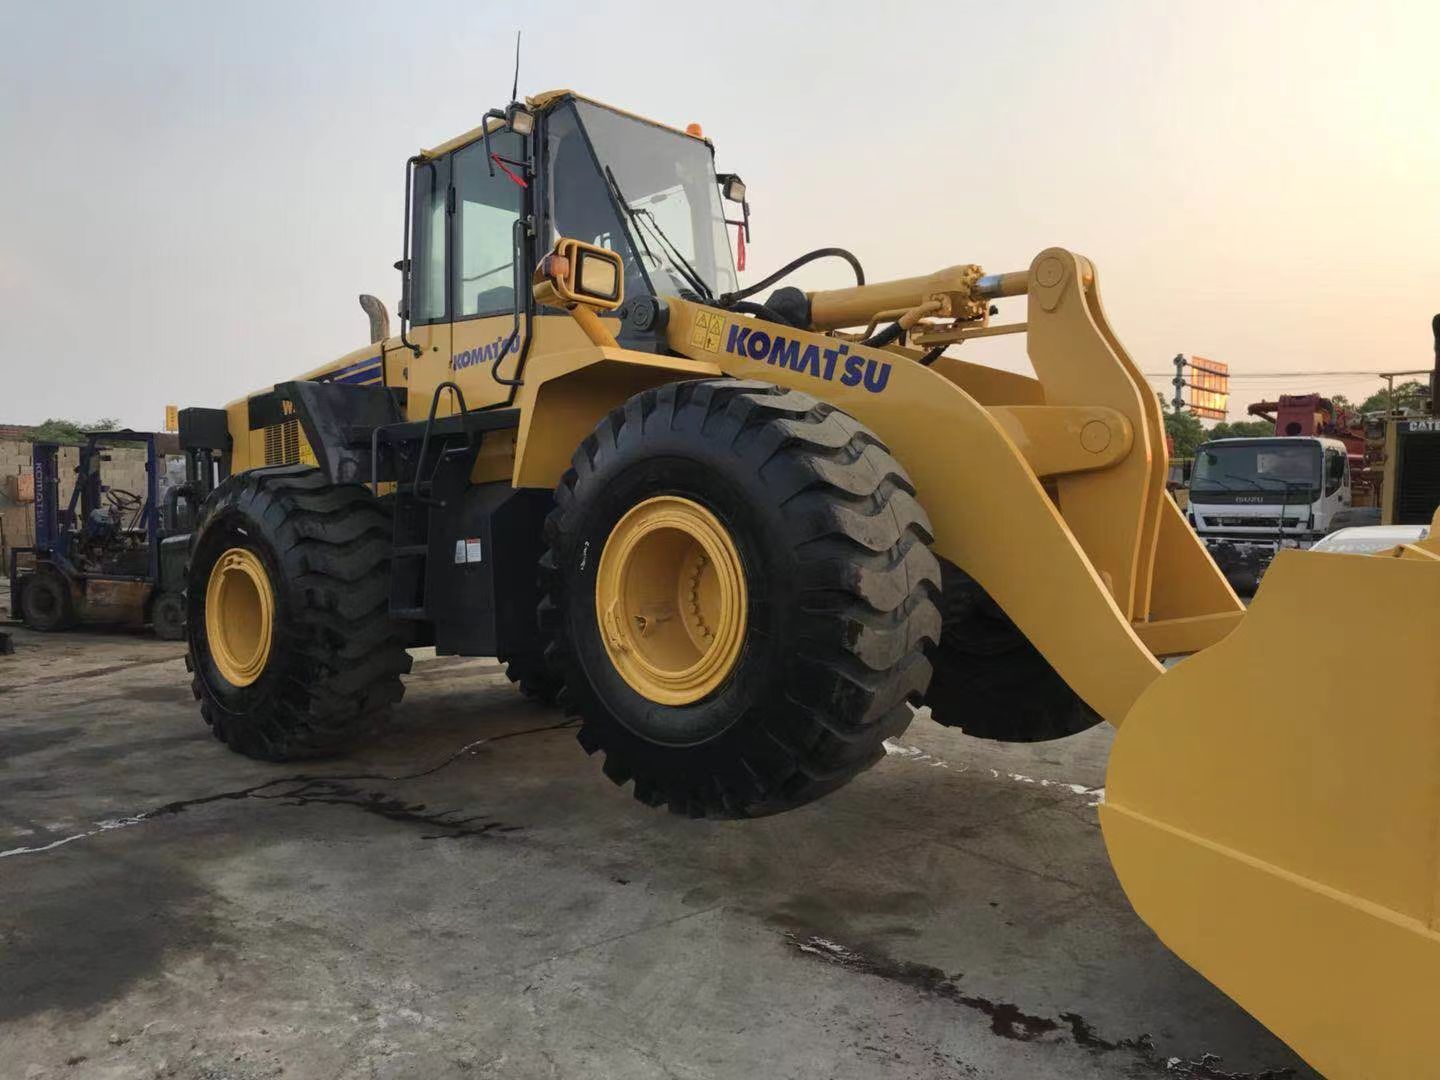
1186 435 1351 591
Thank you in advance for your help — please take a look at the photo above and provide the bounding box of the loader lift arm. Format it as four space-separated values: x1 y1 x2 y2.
516 246 1243 727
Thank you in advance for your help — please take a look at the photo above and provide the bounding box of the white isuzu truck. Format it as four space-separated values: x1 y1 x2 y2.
1186 435 1358 592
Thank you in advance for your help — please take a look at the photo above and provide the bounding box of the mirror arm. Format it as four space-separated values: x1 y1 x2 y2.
398 155 423 358
480 108 507 178
491 217 534 388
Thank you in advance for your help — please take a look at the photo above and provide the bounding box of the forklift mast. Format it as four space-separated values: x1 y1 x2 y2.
30 442 61 554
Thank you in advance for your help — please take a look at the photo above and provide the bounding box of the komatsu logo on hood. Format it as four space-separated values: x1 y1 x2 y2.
451 334 514 371
723 324 892 394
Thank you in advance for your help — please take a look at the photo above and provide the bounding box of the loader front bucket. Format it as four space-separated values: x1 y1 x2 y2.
1102 547 1440 1080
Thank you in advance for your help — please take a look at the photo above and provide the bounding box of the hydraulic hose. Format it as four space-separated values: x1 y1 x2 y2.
862 322 904 349
725 300 780 319
717 247 865 308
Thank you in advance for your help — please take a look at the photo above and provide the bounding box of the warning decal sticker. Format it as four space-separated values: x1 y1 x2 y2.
690 310 725 352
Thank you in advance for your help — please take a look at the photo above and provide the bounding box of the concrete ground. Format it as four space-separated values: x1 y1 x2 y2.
0 624 1317 1080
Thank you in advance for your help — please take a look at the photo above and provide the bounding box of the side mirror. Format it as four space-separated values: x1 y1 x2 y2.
533 237 625 312
716 172 751 262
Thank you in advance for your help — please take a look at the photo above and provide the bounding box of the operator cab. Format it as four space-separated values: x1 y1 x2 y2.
399 91 746 394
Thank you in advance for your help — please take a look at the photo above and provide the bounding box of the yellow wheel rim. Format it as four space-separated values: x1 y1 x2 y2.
595 496 748 706
205 547 275 687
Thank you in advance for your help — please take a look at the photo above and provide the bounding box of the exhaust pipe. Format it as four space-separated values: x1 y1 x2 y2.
359 294 391 345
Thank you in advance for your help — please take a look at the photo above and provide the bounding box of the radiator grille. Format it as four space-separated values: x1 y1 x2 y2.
263 417 313 466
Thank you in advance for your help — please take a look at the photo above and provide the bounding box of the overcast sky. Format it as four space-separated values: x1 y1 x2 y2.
2 0 1437 430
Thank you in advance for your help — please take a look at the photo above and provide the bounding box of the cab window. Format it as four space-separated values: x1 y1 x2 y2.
1325 449 1347 495
409 157 449 325
453 132 525 320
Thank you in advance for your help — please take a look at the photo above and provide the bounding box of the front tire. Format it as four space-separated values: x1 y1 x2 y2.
20 570 74 631
185 466 411 760
540 379 941 818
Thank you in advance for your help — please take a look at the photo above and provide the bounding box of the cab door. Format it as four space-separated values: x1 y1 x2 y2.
446 131 529 411
394 153 452 420
1319 446 1350 529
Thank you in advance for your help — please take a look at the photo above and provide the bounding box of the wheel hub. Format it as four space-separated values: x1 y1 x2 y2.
595 496 747 705
205 547 275 687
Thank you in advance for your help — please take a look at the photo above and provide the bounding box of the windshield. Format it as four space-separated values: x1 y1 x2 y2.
571 101 737 299
1192 440 1320 496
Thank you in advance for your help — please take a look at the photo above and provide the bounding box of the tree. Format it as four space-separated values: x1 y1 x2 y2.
1359 380 1430 415
1163 404 1207 458
25 417 121 443
1209 420 1274 440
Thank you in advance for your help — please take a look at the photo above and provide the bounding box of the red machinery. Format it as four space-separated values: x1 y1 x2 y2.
1247 394 1374 503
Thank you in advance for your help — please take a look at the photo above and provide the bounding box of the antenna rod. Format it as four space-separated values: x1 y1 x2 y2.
511 30 521 103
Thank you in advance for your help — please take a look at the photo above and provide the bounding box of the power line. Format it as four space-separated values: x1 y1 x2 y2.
1141 369 1415 379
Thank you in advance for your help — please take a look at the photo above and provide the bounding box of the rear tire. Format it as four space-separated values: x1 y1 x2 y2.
20 570 74 631
185 466 412 760
497 651 561 705
539 379 941 818
923 558 1102 742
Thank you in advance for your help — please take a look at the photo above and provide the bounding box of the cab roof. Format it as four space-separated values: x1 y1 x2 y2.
1199 436 1350 452
420 89 710 160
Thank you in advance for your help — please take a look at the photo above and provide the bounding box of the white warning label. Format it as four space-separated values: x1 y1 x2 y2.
453 538 484 564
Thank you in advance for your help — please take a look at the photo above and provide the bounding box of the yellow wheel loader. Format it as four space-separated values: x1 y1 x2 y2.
175 90 1440 1077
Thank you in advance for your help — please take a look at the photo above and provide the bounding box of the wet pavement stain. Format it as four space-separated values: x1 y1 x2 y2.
784 932 1297 1079
249 777 523 840
0 725 84 760
0 653 181 691
2 718 576 859
1156 1054 1298 1080
0 851 225 1022
784 932 1056 1041
118 682 197 703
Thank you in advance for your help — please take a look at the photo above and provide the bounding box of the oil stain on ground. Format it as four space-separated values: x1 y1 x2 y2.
783 932 1296 1080
0 724 572 1023
0 725 84 761
0 852 225 1023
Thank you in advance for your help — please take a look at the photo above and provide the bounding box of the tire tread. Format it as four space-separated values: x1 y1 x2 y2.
539 379 941 818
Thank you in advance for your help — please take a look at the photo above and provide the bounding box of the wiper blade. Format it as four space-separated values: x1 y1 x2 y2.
603 167 660 267
605 166 713 300
1221 472 1309 492
632 207 713 300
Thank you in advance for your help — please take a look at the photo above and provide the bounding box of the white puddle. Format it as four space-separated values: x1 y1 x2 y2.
884 740 1105 806
0 814 149 859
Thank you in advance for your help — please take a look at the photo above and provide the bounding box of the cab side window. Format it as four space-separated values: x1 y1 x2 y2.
409 158 449 325
453 132 525 319
1325 449 1346 495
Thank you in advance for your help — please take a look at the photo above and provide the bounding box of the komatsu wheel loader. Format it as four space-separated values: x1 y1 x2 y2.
174 90 1440 1078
